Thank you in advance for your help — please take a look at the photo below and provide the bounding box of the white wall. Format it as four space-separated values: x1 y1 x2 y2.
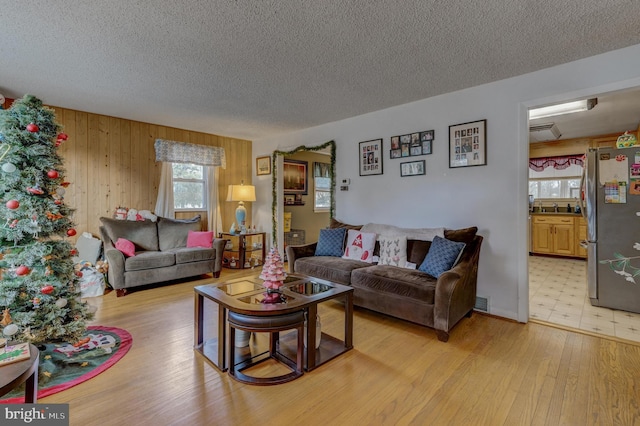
252 43 640 322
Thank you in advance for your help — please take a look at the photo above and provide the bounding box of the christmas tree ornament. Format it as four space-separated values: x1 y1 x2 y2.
57 133 68 141
9 219 18 228
67 228 77 236
0 309 11 326
33 297 40 308
1 162 16 173
27 186 45 195
55 298 67 308
15 265 30 276
3 323 19 337
47 169 59 179
0 142 10 161
75 270 83 277
5 199 19 209
26 123 39 133
41 285 54 295
54 198 63 205
56 187 66 196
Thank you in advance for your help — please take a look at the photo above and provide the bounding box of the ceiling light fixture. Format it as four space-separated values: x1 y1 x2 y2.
529 98 597 120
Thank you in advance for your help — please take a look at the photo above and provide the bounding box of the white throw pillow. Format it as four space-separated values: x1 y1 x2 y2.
378 235 408 267
342 229 377 263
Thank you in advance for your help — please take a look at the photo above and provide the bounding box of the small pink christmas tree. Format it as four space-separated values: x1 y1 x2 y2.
259 247 286 290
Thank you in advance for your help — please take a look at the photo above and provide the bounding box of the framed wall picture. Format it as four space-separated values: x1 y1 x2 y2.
400 160 425 177
359 138 383 176
256 156 271 175
283 159 308 194
390 129 434 158
449 119 486 168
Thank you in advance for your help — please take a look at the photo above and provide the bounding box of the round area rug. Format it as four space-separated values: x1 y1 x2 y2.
0 326 132 404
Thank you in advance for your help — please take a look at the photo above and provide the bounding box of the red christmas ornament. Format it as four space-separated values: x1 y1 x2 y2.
67 228 77 237
41 285 54 295
70 248 78 256
75 270 83 278
54 199 63 205
9 219 18 228
47 170 59 179
27 186 45 195
26 123 39 133
6 199 19 209
57 133 68 141
55 140 62 147
15 265 30 276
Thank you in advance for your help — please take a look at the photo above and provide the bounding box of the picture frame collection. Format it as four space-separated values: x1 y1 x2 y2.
358 119 486 177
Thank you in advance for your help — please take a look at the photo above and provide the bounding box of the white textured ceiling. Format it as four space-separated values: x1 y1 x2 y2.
2 1 640 140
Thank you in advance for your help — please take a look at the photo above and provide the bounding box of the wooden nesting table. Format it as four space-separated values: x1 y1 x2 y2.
194 273 353 374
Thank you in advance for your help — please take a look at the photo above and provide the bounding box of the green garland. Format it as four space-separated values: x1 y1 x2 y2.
271 140 336 246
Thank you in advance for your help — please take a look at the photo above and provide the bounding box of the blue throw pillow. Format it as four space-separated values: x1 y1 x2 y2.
315 228 346 257
418 236 466 278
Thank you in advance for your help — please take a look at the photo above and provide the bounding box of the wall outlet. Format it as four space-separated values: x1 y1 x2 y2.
340 185 349 191
341 178 350 185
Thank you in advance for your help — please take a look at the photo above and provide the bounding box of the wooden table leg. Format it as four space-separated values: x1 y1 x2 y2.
194 293 204 349
306 304 318 371
218 305 227 371
344 291 353 349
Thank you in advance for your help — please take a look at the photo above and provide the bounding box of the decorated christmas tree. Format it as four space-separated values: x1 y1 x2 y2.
0 94 93 344
259 248 286 290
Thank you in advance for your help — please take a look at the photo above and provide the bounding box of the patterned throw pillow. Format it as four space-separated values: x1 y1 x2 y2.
342 229 377 263
315 228 346 257
418 236 465 278
378 235 408 267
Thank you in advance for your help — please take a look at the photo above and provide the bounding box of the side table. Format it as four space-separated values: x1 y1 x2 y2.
219 232 266 269
0 343 39 403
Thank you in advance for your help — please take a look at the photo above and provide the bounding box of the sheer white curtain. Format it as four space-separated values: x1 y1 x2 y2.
206 166 223 234
155 162 175 218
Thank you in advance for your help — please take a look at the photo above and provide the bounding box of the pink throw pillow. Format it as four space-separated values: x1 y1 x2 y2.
186 230 213 248
115 238 136 257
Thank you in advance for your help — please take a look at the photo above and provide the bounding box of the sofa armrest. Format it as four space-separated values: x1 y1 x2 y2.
285 242 317 273
212 238 227 274
103 248 125 290
433 235 483 341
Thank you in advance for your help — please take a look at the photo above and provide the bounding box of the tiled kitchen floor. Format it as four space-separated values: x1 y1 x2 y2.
529 255 640 344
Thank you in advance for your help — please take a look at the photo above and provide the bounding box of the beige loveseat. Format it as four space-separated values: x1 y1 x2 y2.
99 216 226 296
286 220 483 342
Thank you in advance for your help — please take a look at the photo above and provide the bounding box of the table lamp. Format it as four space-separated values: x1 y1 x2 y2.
226 181 256 233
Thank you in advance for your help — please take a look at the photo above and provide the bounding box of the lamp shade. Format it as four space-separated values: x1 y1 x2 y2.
226 184 256 202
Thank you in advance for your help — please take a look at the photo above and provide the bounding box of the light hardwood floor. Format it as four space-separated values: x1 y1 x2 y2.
42 269 640 426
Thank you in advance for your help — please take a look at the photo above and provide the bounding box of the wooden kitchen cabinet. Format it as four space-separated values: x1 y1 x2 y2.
575 217 587 258
531 215 575 256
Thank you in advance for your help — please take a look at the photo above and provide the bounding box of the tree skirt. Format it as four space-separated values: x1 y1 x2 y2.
0 326 132 403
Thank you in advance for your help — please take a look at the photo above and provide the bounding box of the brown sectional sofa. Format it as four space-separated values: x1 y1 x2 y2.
286 220 482 342
99 216 226 296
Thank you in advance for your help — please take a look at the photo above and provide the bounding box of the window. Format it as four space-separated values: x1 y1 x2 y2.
314 177 331 212
172 163 206 210
529 178 581 199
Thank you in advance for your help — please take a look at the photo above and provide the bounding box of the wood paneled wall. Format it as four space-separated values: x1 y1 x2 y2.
47 106 252 238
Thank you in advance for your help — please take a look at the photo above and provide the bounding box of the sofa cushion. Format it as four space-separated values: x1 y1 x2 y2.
378 235 408 267
115 238 136 257
100 217 159 251
342 230 376 263
407 239 432 266
329 218 363 231
170 247 216 264
157 216 201 251
186 230 213 248
351 265 436 304
444 226 478 245
315 228 346 257
294 256 369 286
124 251 175 271
418 236 466 278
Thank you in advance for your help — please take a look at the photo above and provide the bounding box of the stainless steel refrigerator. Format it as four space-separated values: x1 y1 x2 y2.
581 146 640 313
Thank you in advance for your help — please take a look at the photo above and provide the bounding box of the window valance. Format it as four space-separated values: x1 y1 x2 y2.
154 139 226 168
529 154 584 172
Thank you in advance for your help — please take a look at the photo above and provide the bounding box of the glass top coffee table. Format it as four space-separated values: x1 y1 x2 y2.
194 273 353 373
